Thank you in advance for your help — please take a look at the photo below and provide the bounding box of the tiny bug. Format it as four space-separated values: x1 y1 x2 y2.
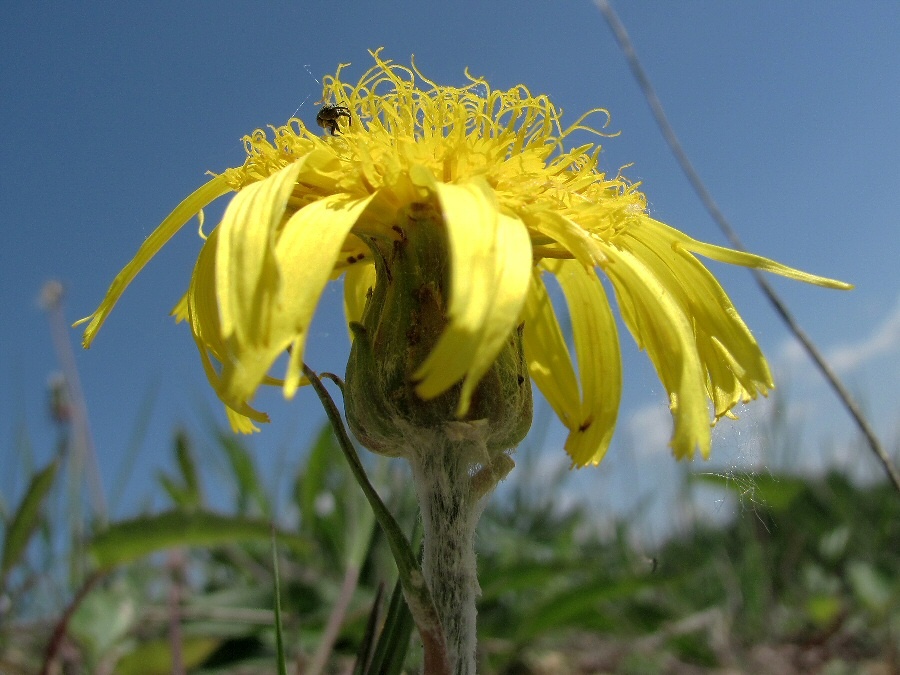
316 104 352 136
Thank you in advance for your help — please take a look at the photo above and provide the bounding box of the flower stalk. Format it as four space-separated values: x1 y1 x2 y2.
302 364 452 673
343 202 531 671
410 441 482 675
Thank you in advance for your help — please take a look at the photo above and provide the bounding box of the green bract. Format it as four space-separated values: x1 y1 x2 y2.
345 203 532 459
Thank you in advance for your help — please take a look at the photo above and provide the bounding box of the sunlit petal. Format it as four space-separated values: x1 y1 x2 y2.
186 227 269 427
414 182 533 415
600 244 711 459
221 193 375 403
216 161 305 345
545 259 622 466
522 271 581 425
650 218 853 290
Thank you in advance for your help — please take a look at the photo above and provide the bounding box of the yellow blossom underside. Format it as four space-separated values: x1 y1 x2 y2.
78 49 851 464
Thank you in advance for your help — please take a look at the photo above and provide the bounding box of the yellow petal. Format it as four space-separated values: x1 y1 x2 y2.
216 161 306 345
530 211 606 268
343 261 377 328
221 193 375 403
186 227 269 426
545 259 622 466
277 194 376 397
171 293 189 323
522 271 581 425
225 406 261 434
77 173 232 346
651 218 853 290
188 229 228 363
413 181 533 414
622 225 773 420
601 244 711 459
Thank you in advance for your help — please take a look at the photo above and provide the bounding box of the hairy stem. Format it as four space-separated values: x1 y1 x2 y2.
410 440 485 675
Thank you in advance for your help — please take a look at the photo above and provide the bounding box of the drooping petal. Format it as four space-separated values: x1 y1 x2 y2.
220 193 375 403
171 293 189 323
77 174 232 347
650 218 853 290
225 406 261 434
278 195 376 397
453 212 532 413
522 270 581 427
413 181 533 414
600 244 712 459
216 148 344 346
529 211 606 268
216 162 306 345
545 259 622 466
621 224 774 420
173 224 269 433
186 227 269 429
188 229 229 366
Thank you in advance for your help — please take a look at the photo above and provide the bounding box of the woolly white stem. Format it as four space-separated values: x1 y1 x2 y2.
410 440 485 675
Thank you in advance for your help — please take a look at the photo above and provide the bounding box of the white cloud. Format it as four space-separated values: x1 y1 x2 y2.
777 336 808 368
775 293 900 375
827 296 900 373
625 403 672 458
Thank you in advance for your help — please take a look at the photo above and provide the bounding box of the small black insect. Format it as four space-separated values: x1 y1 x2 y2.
316 104 352 136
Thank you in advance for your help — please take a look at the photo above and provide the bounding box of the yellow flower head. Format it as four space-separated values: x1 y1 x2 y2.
78 50 850 465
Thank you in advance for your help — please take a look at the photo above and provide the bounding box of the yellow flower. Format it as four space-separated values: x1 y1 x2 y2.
78 49 850 465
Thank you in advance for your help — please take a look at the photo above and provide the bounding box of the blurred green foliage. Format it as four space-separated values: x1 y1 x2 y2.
1 409 897 673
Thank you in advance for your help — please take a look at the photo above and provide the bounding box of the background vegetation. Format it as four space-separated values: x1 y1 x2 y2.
2 373 897 674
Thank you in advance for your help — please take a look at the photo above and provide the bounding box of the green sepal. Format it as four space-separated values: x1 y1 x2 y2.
345 204 532 460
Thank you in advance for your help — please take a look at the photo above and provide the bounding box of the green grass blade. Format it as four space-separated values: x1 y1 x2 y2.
173 430 202 507
352 583 385 675
365 578 414 675
272 530 288 675
109 383 158 512
88 510 308 569
1 458 59 582
158 431 205 509
157 473 191 509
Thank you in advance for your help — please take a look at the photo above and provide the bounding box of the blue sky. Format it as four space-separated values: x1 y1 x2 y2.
2 2 898 530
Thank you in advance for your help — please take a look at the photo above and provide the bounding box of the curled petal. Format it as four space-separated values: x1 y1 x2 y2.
524 262 622 466
621 225 773 420
522 272 581 424
220 193 375 404
546 259 622 466
343 261 377 328
601 244 711 459
413 181 533 415
216 161 306 345
187 228 269 428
